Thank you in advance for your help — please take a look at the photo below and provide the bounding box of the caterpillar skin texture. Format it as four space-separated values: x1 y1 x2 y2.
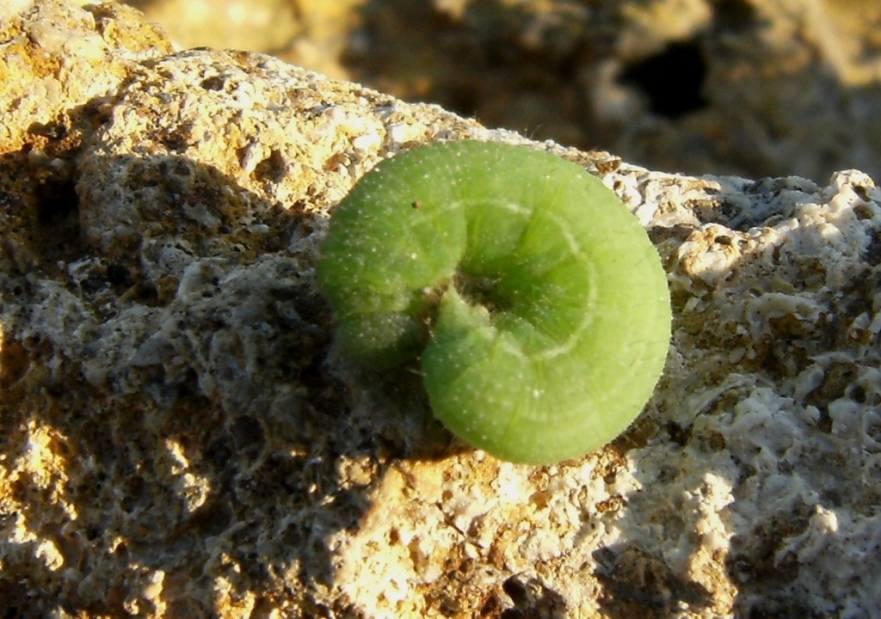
317 141 671 464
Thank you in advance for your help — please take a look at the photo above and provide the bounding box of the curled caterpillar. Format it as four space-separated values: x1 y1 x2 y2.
317 141 671 464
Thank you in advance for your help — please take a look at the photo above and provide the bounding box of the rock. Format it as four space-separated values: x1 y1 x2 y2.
1 1 880 617
131 0 881 181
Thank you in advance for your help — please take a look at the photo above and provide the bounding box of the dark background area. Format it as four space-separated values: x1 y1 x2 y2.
125 0 881 182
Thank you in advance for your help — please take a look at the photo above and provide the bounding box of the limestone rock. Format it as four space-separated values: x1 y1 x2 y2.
1 1 880 618
129 0 881 181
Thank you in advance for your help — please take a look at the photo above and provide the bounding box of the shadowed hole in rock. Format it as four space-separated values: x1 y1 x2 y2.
33 176 82 261
620 41 708 119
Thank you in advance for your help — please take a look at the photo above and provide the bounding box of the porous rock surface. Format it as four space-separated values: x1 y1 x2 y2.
1 1 880 618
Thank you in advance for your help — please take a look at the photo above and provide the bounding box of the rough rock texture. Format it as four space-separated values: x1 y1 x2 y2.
1 1 881 618
124 0 881 181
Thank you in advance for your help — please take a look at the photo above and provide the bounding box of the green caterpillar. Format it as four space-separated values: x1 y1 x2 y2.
317 141 671 464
